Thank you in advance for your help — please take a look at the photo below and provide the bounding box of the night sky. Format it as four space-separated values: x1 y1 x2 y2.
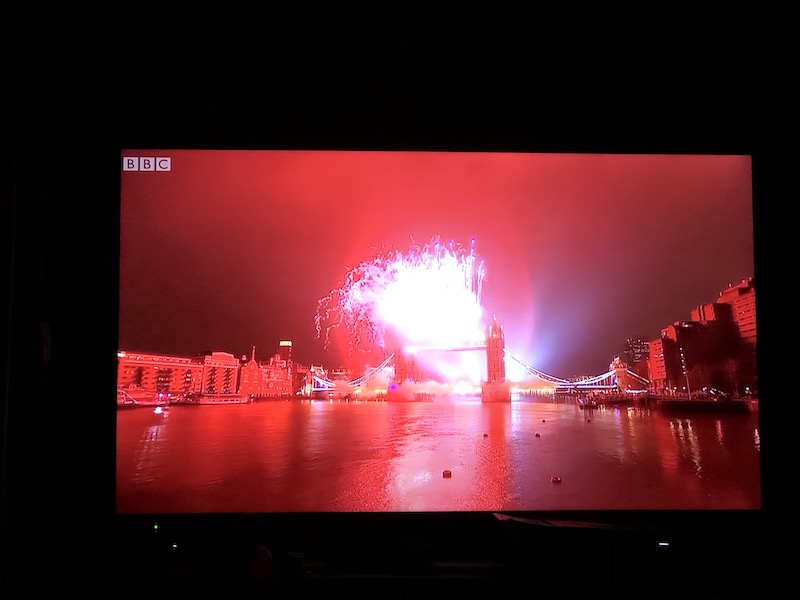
119 151 753 379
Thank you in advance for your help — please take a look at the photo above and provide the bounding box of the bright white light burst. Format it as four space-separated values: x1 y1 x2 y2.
316 236 487 356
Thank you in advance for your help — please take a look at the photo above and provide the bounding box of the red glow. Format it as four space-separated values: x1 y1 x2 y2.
120 151 753 378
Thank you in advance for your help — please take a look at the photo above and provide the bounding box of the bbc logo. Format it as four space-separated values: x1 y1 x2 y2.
122 157 171 172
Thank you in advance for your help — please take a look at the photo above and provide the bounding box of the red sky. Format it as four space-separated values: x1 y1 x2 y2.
119 150 753 379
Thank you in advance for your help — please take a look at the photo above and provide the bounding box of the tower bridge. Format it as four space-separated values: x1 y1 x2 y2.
310 318 650 401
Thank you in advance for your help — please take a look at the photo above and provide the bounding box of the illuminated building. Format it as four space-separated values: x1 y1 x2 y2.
238 347 263 396
116 351 204 396
659 315 741 396
645 277 756 397
115 350 257 397
198 351 240 394
261 352 292 397
714 277 757 393
646 338 668 394
659 322 703 395
238 345 293 398
716 278 757 344
119 344 300 399
622 337 650 380
278 340 292 363
293 363 310 397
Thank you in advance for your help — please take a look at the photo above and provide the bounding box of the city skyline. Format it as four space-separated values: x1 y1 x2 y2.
119 151 754 380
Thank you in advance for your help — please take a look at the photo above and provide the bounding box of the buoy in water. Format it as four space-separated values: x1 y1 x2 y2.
535 432 541 437
443 470 452 478
551 476 562 483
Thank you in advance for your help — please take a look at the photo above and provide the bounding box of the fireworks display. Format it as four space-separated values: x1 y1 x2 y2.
315 236 488 366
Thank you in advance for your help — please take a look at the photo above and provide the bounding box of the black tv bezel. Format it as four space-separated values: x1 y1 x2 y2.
4 5 787 594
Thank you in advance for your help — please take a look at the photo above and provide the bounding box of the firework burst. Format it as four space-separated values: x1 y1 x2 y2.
315 236 487 359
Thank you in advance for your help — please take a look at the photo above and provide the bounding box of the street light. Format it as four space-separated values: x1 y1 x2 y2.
679 346 691 399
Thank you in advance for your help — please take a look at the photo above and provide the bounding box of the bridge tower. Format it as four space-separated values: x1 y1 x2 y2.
393 348 417 384
610 356 633 391
482 316 510 402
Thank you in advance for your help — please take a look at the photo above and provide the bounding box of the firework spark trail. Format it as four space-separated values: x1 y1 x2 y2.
315 236 487 358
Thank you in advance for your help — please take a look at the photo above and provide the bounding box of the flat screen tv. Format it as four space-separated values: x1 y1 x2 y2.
113 149 765 585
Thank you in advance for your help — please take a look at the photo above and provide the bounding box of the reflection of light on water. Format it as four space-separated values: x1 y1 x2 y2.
510 401 522 433
413 471 432 483
391 469 435 511
669 419 702 476
715 420 724 445
117 400 763 512
612 407 626 443
132 425 165 484
753 428 760 451
306 399 329 457
616 407 639 462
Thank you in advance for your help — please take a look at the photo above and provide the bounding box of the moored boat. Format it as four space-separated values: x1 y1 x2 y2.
117 387 172 406
653 395 752 414
117 393 140 409
182 392 252 405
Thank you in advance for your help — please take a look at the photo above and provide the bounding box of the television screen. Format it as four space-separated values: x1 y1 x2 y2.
116 150 760 515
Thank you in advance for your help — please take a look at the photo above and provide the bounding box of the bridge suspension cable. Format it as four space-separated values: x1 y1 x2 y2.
346 353 395 387
312 353 396 391
624 369 650 387
571 370 616 385
504 351 650 390
504 351 572 385
310 349 650 393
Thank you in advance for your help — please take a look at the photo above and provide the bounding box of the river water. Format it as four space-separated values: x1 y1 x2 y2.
116 397 761 513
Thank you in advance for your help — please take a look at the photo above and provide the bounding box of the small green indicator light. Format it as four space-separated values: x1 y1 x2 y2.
153 523 159 532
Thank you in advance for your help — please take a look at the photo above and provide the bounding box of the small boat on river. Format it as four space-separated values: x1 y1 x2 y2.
181 392 252 405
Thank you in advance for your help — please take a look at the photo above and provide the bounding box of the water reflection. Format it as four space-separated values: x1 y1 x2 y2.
116 398 761 513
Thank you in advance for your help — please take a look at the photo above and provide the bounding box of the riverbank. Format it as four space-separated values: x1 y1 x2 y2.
643 394 755 414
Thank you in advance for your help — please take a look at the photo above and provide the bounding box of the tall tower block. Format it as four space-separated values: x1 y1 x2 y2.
278 340 292 363
483 317 510 402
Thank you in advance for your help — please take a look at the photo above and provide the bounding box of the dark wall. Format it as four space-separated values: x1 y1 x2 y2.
3 3 793 597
